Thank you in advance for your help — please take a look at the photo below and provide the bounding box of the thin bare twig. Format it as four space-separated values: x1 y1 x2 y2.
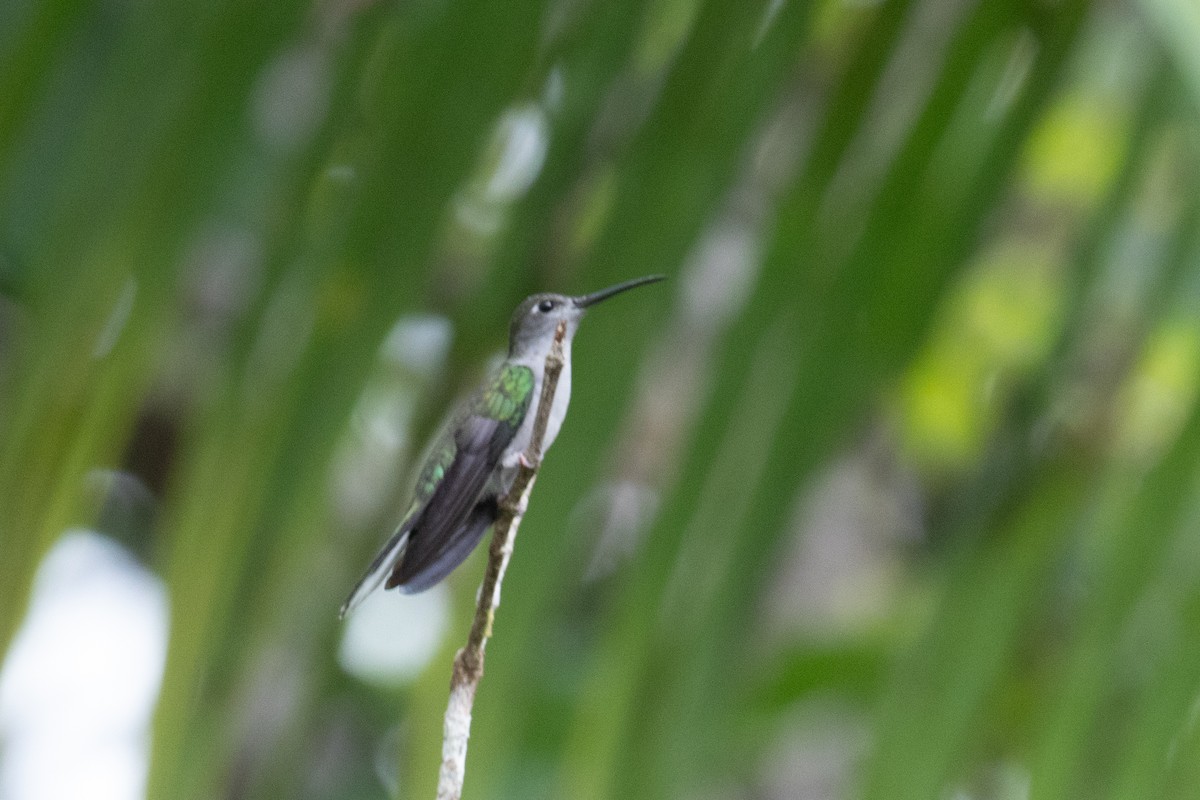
435 320 567 800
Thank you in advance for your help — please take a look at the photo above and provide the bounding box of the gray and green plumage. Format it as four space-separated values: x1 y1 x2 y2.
340 275 664 617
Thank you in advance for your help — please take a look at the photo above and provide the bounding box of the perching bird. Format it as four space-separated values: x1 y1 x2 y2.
340 275 665 617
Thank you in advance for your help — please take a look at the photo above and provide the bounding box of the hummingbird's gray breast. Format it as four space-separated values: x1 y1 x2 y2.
500 356 572 481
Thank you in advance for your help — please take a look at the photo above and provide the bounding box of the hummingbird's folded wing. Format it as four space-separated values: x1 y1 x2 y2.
386 413 513 591
393 498 497 594
338 364 534 613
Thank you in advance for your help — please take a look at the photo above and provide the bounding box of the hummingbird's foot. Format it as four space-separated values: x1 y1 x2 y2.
518 452 537 470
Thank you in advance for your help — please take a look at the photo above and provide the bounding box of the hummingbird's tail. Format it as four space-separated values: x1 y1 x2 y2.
339 526 410 618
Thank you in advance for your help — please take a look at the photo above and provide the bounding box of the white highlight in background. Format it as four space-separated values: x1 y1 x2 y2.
0 531 168 800
338 583 450 688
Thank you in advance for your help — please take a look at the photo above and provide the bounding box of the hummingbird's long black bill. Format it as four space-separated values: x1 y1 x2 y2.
572 274 666 308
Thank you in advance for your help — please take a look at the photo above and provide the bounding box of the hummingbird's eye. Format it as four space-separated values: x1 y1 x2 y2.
537 300 556 313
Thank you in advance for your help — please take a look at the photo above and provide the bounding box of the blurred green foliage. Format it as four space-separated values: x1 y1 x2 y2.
2 0 1200 798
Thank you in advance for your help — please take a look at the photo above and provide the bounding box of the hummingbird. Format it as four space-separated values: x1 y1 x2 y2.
340 274 665 617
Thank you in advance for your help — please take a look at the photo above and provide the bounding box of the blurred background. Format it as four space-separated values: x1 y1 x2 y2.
1 0 1200 798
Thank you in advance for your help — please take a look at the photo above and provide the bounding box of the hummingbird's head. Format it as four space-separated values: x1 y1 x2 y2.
507 275 665 359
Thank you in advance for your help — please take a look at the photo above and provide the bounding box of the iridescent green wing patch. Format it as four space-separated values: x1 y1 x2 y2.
475 363 534 427
410 429 456 507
